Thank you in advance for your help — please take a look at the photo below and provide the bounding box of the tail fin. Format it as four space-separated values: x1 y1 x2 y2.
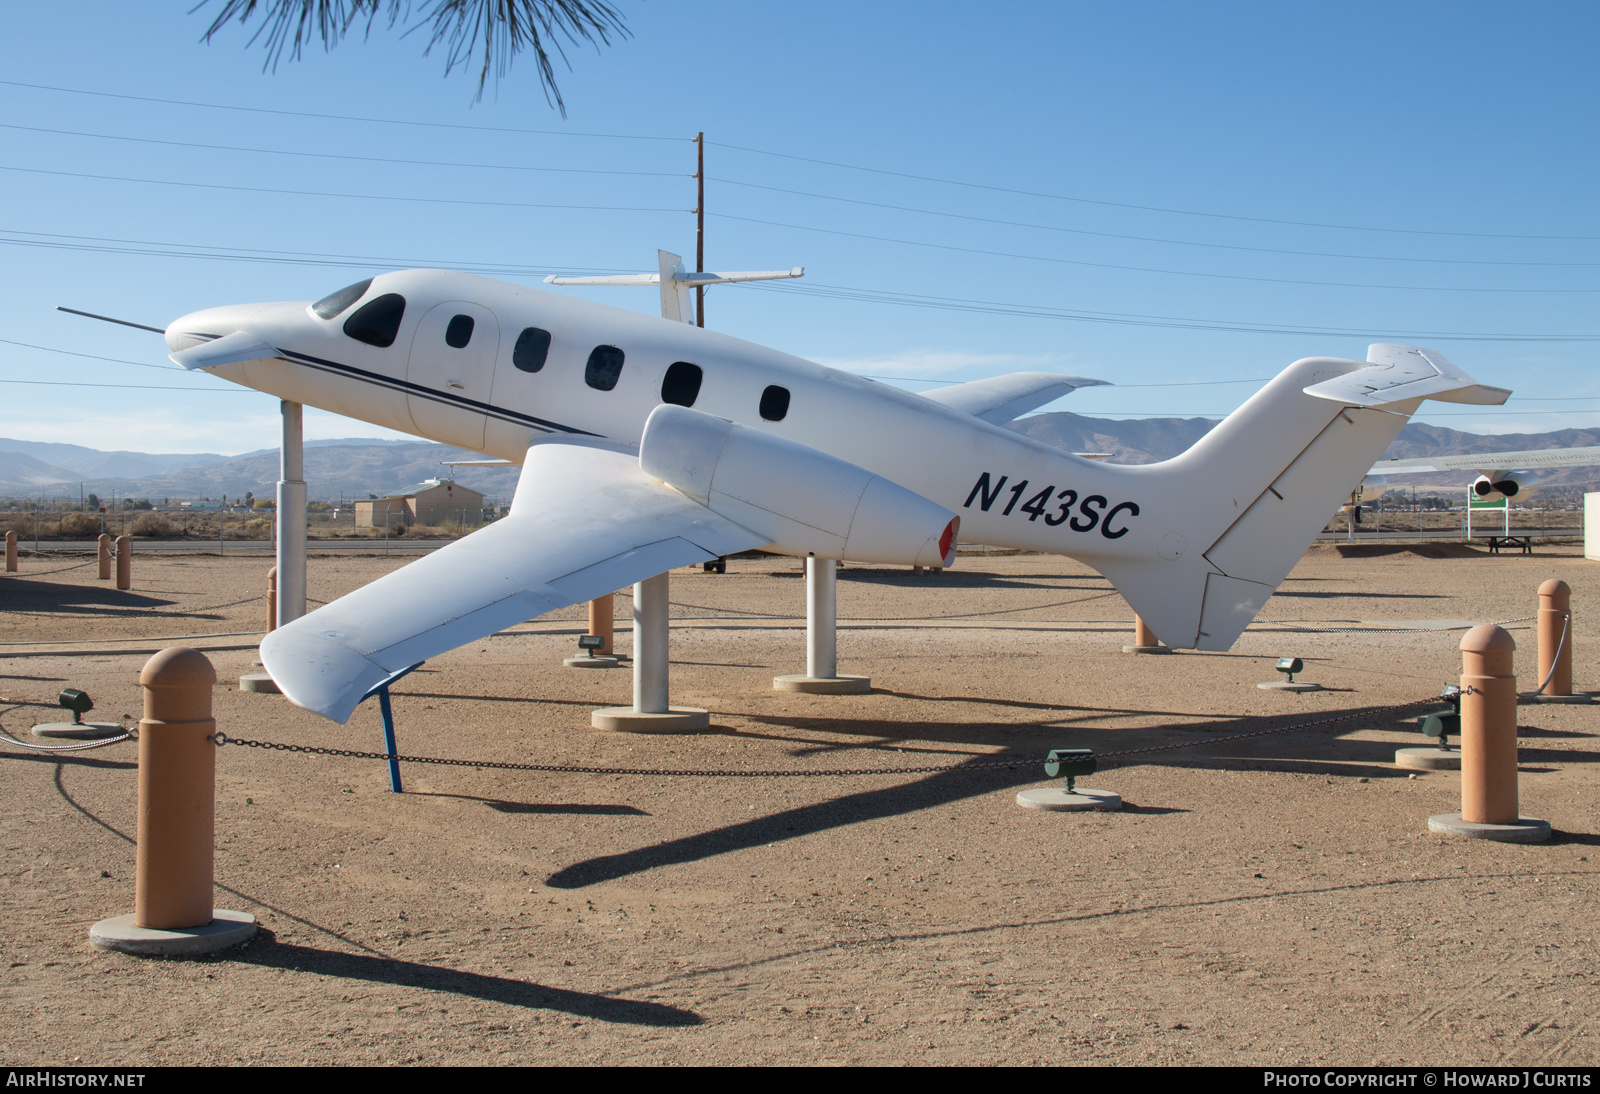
1095 345 1498 651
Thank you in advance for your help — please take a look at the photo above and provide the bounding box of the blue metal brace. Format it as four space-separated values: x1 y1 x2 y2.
359 663 424 793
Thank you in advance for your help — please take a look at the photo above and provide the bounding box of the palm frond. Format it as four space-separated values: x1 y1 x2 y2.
194 0 631 113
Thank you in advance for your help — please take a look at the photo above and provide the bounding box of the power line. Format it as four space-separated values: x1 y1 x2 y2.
758 280 1600 341
717 213 1599 295
717 177 1600 268
0 378 249 392
0 122 684 180
711 140 1600 243
0 337 178 371
0 165 682 216
0 79 683 142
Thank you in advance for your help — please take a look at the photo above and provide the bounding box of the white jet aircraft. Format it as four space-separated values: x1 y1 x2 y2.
158 272 1509 722
1368 446 1600 503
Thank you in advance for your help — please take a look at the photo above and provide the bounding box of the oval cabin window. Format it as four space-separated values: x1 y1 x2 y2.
661 361 703 407
759 384 791 421
445 314 475 348
512 327 551 373
342 293 407 348
585 345 625 391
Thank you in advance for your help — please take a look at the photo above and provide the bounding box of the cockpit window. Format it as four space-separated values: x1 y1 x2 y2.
513 327 550 372
661 362 703 407
311 278 373 320
585 345 625 391
759 384 791 421
342 293 407 348
445 314 475 348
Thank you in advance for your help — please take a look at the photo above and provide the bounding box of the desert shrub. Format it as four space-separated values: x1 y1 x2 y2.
131 513 176 537
56 512 101 537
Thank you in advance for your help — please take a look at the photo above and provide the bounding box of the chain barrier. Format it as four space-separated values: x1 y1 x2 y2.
0 725 135 753
208 696 1442 778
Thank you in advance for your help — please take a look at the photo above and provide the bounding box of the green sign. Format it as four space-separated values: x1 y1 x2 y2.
1468 494 1508 511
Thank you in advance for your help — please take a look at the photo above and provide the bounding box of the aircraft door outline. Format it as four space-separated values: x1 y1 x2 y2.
407 300 501 449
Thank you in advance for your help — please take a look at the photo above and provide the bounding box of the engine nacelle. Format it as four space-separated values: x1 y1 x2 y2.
1472 470 1539 502
640 404 958 567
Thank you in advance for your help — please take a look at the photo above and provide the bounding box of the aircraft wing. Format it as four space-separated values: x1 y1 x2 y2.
922 371 1109 424
260 442 767 724
1369 445 1600 475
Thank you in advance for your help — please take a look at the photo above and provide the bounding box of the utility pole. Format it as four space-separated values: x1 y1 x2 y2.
693 132 705 328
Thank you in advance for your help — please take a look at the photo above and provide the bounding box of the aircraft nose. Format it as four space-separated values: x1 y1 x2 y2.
164 302 278 353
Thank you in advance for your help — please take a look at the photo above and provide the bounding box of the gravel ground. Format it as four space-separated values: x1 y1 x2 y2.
1 545 1596 1066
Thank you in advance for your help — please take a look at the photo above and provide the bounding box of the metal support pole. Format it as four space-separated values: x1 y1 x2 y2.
377 686 402 793
276 400 307 626
633 573 670 713
807 557 838 680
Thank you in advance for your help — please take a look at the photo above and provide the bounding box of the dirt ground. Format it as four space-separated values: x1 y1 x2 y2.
1 544 1597 1066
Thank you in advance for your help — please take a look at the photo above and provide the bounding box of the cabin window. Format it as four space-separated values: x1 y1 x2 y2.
661 361 703 407
585 345 625 391
311 278 372 320
445 314 475 348
512 327 551 372
342 293 407 348
759 384 790 421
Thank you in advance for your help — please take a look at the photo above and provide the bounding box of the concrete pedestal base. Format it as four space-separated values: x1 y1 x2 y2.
1427 813 1551 843
90 909 257 956
564 655 619 669
1016 787 1122 812
772 674 871 694
1121 644 1173 654
32 721 124 740
1257 681 1322 692
239 673 280 694
1528 692 1594 704
591 706 710 733
1395 747 1461 771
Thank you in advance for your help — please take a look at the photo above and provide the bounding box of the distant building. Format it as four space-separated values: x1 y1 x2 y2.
354 479 487 527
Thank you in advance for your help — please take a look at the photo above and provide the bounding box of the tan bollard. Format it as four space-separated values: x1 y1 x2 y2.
1428 624 1549 841
115 535 131 591
4 530 15 572
1536 578 1574 698
90 648 256 954
97 533 112 580
1123 613 1171 654
135 649 217 929
265 566 278 633
589 593 614 656
1135 616 1157 647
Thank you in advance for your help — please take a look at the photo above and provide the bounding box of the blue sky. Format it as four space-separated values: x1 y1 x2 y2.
1 1 1595 453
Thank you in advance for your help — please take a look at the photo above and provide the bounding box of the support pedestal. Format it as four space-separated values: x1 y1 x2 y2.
591 707 709 733
1395 747 1460 771
1016 788 1122 812
1427 813 1550 842
773 674 870 694
90 909 257 956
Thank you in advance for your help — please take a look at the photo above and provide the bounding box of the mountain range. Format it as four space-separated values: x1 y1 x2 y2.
3 414 1597 503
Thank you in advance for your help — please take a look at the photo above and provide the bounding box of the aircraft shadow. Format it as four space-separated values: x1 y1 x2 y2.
0 582 204 619
545 700 1458 890
231 929 699 1026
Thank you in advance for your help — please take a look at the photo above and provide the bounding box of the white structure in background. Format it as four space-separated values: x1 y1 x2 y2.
155 272 1509 727
1586 494 1600 560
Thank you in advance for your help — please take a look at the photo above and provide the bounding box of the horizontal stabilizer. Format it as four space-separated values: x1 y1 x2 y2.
261 443 766 723
922 371 1109 424
1303 344 1509 408
168 330 281 372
